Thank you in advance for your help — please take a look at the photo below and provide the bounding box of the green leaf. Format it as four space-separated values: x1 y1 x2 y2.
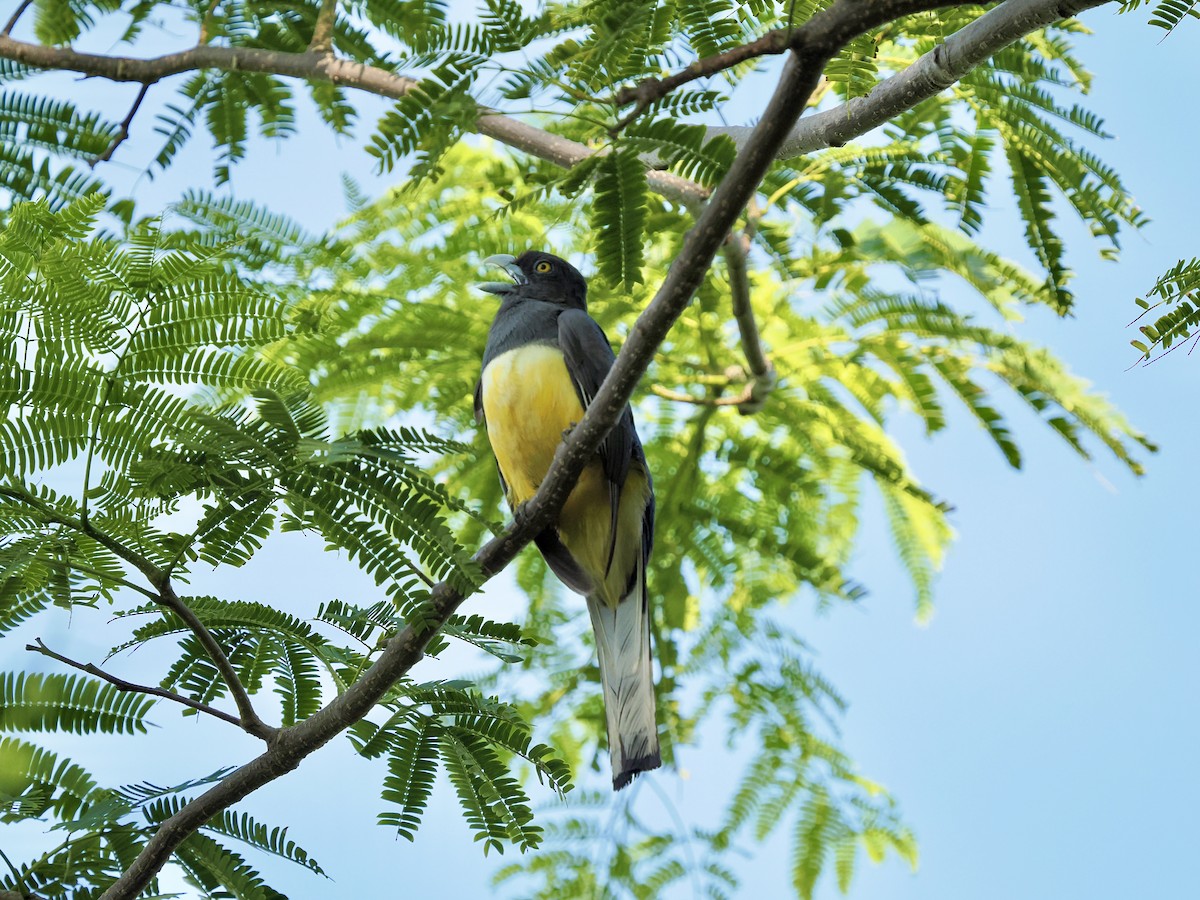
592 149 647 290
0 671 155 735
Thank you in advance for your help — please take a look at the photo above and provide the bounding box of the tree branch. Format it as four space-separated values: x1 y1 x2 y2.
2 0 32 36
307 0 337 54
154 580 276 742
0 485 270 739
650 379 761 408
0 484 163 583
0 33 711 204
608 11 818 133
0 1 1102 894
0 0 1112 197
722 228 777 415
91 0 1081 895
708 0 1112 157
92 82 151 166
27 638 244 729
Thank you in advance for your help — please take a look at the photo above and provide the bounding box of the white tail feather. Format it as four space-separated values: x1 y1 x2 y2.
586 560 660 790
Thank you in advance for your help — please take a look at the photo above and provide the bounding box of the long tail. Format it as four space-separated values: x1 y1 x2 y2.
586 559 660 790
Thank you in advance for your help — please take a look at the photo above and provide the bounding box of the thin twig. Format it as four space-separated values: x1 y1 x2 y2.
154 580 276 741
0 484 163 582
27 638 244 728
2 0 33 36
64 559 159 601
92 82 150 166
199 0 220 44
611 26 795 111
307 0 337 54
722 227 777 415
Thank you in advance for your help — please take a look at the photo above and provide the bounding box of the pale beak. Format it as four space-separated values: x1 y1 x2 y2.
479 253 526 295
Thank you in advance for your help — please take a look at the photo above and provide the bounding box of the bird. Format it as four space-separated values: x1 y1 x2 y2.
475 250 660 790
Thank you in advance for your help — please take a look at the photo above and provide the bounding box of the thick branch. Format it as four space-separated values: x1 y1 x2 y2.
27 638 243 729
0 0 1112 200
155 580 276 742
94 0 1043 895
709 0 1112 157
0 34 710 204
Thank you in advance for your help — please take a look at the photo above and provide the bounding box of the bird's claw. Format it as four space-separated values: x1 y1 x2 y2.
562 421 578 441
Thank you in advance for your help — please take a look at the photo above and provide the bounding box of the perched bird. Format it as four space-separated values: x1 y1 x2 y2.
475 250 660 790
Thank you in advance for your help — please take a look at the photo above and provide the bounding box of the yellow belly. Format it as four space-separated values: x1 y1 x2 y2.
482 344 585 506
481 344 648 605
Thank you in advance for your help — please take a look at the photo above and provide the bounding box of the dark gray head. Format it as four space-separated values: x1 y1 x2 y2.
479 250 587 310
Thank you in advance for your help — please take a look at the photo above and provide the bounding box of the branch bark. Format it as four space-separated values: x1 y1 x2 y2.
154 581 276 742
2 0 32 36
27 638 244 729
85 0 1112 895
307 0 338 54
722 230 777 415
707 0 1112 157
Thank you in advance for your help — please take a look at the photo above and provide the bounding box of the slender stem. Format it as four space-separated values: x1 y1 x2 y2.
2 0 33 36
650 382 757 407
722 229 777 415
0 846 22 886
307 0 337 53
27 638 244 729
154 580 276 741
0 484 163 582
64 559 159 600
611 23 795 111
80 279 157 525
198 0 220 44
92 82 151 166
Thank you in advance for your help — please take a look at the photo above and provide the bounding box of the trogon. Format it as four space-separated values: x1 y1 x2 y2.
475 250 660 790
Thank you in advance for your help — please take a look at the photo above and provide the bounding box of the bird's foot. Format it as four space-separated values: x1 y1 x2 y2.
512 501 533 530
562 421 578 441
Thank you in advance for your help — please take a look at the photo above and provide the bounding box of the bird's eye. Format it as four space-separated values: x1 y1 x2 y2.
534 260 552 274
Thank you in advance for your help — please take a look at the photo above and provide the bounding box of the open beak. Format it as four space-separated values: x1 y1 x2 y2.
479 253 526 295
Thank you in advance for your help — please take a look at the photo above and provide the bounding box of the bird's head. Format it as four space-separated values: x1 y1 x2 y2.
479 251 588 310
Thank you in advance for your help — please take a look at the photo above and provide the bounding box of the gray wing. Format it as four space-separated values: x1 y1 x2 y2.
557 308 635 491
558 308 644 576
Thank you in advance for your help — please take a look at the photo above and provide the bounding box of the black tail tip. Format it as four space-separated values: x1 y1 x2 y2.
612 751 662 791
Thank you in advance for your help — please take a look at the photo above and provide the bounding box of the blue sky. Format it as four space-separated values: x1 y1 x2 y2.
2 4 1198 899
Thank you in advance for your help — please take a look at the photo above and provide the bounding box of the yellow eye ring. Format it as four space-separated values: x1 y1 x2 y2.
534 260 552 274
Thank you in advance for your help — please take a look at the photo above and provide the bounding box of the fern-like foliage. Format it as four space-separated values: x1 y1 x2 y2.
0 672 154 735
1128 0 1200 35
1130 257 1200 363
0 195 566 895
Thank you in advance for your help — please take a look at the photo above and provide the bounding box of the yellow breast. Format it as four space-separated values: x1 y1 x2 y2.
481 344 585 506
482 342 648 606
